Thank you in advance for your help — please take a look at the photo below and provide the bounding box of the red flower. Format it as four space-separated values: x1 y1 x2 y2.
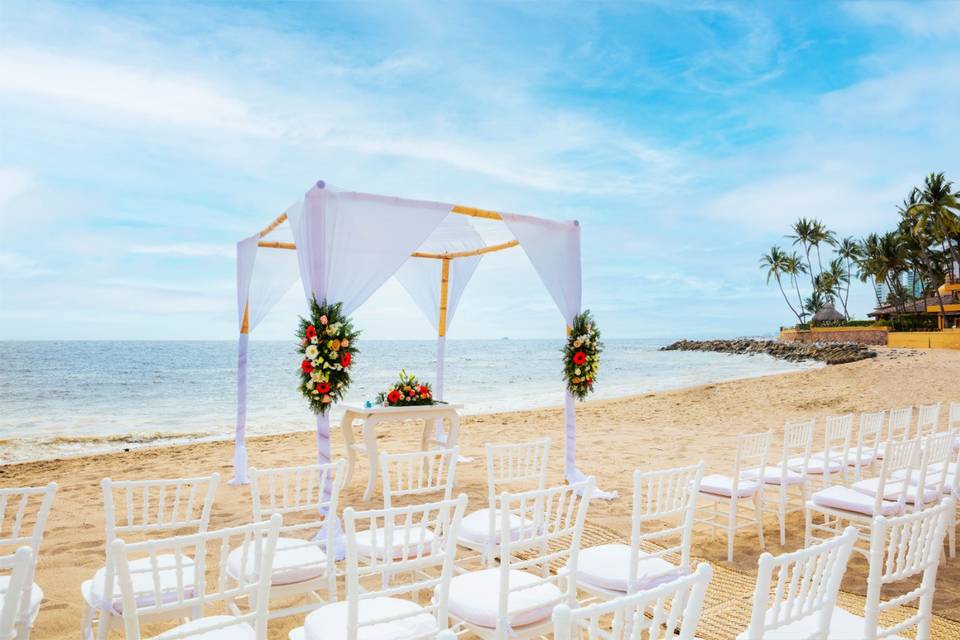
419 385 429 395
387 389 401 404
572 351 587 365
316 382 331 394
408 389 416 397
301 360 313 374
340 352 351 368
305 325 317 339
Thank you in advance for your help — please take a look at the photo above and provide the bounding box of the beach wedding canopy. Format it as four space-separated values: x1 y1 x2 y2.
234 180 613 498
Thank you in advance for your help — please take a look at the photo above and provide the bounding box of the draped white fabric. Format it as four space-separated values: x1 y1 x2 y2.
500 212 581 324
395 214 484 332
288 182 452 314
235 232 300 332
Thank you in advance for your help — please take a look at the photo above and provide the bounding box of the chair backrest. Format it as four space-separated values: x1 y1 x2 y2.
0 547 33 640
484 438 550 504
552 563 713 640
733 431 771 493
781 420 815 478
887 406 913 443
343 495 467 639
910 433 953 512
872 439 919 515
0 482 56 624
630 462 703 584
113 515 281 640
495 478 594 635
864 498 953 639
380 447 458 507
102 474 219 545
249 461 344 537
916 402 942 438
949 401 960 430
853 412 886 479
824 413 854 463
742 527 858 640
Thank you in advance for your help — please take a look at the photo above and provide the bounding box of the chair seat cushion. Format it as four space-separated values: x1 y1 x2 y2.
227 536 326 586
86 554 197 613
851 477 941 504
845 449 877 466
811 486 902 516
571 543 687 593
354 526 437 560
445 568 562 629
0 576 42 619
458 508 529 545
891 468 956 493
790 455 844 474
699 474 759 498
303 597 437 640
155 615 255 639
743 466 806 485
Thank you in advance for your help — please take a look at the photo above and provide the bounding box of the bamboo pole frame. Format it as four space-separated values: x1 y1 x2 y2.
438 258 451 337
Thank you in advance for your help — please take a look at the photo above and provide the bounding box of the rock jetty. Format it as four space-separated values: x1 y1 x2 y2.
660 338 877 365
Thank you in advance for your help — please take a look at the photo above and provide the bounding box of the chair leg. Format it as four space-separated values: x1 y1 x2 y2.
950 510 957 559
778 495 786 546
81 602 94 640
755 493 765 552
14 621 30 640
727 499 736 562
804 506 813 548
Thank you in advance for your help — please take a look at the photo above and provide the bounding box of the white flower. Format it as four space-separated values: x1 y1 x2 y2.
574 368 581 375
310 337 318 344
305 345 319 359
310 371 322 382
306 381 314 390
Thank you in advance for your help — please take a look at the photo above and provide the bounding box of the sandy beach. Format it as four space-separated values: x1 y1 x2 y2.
3 346 959 638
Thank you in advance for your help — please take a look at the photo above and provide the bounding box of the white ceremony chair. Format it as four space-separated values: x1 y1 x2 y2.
949 401 960 446
870 432 953 512
696 431 770 562
800 414 853 488
747 420 814 546
112 514 282 640
445 478 594 640
736 527 857 639
237 461 344 620
0 482 56 640
848 411 885 482
289 494 468 640
0 547 34 640
456 438 550 569
81 473 219 640
916 402 942 439
806 440 916 555
573 462 703 599
824 498 953 639
876 406 912 459
553 563 713 640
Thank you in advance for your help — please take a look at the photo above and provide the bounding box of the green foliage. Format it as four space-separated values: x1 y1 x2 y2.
890 314 940 332
375 370 436 406
563 310 602 401
296 297 360 415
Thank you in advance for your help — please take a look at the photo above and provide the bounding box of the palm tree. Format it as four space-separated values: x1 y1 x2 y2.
809 219 837 276
786 218 818 290
825 258 850 318
783 252 808 323
760 246 805 325
899 188 947 315
804 290 826 322
857 233 887 308
836 236 861 319
909 172 960 281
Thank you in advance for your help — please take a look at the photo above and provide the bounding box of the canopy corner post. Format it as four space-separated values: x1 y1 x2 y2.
434 259 451 444
230 303 251 486
564 323 576 482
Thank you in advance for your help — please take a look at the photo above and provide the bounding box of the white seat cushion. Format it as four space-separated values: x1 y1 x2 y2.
87 554 197 613
303 597 437 640
354 526 437 560
845 449 877 466
445 568 562 629
891 468 956 493
458 508 529 545
699 474 759 498
826 607 907 640
155 615 254 640
743 466 806 485
571 543 687 593
851 477 941 504
811 486 902 516
0 576 42 619
227 536 325 586
791 454 844 474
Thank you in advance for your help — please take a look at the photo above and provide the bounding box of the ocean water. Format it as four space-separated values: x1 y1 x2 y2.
0 339 818 463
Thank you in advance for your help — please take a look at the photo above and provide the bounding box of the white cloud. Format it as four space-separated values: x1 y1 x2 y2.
127 243 234 258
0 167 33 207
843 1 960 37
0 251 54 277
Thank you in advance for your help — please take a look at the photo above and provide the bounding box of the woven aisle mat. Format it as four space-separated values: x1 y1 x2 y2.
515 521 960 640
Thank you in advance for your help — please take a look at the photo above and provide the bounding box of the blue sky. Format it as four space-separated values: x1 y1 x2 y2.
1 0 958 340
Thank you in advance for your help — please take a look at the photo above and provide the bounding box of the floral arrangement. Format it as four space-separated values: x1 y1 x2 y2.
297 297 360 414
376 370 436 407
563 309 602 401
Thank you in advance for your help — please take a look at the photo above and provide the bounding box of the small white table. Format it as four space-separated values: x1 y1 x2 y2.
338 403 463 501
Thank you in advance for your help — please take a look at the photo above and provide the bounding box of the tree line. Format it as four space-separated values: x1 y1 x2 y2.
761 172 960 327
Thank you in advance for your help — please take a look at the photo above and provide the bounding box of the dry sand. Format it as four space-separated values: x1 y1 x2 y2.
2 346 959 638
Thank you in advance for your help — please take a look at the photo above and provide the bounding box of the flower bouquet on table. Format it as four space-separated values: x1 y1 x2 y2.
376 370 438 407
563 309 603 401
296 297 360 415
